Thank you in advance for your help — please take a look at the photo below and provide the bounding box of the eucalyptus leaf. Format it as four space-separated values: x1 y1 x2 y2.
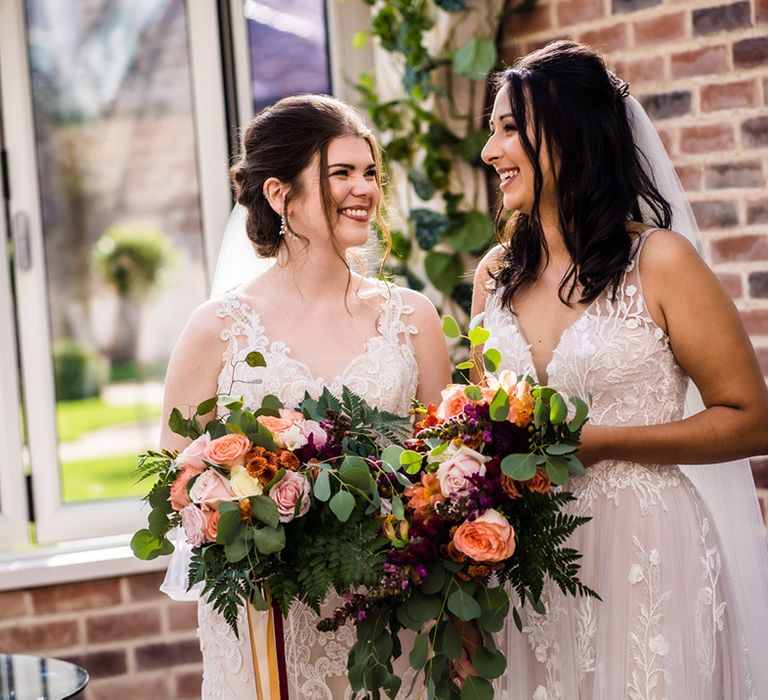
381 444 404 470
467 325 490 346
456 360 474 371
391 494 405 521
447 587 481 621
442 315 461 339
249 495 280 528
483 348 502 372
245 351 266 368
224 532 249 562
329 490 356 522
489 388 510 422
409 633 430 669
453 37 497 80
148 507 170 539
544 455 569 486
464 385 482 401
568 396 589 431
472 647 506 679
130 529 171 560
544 442 578 455
196 397 217 416
460 675 494 700
407 590 442 622
500 452 537 481
313 469 331 502
437 619 463 660
549 392 567 424
216 508 242 545
252 525 286 555
400 449 423 474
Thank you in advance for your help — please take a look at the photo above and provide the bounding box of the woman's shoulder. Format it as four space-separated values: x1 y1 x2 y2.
634 225 701 273
378 280 439 321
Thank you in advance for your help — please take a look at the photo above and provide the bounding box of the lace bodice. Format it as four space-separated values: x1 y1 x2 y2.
215 281 419 415
484 231 688 428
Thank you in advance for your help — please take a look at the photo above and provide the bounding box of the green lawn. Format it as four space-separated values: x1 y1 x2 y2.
56 396 161 442
62 453 147 502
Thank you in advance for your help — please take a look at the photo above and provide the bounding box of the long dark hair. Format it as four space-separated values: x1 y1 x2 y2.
230 94 389 260
490 40 672 307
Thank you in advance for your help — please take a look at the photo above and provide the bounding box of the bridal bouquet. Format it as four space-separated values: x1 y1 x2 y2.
322 317 598 699
131 352 411 634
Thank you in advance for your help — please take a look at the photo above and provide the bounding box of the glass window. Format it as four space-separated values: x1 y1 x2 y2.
244 0 331 111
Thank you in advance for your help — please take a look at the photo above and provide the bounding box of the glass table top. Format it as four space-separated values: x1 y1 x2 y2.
0 654 88 700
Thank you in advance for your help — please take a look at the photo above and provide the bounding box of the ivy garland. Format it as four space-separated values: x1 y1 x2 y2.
353 0 537 321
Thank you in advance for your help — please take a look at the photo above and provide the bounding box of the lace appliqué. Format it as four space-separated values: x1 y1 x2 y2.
695 514 726 686
521 585 565 700
627 537 672 700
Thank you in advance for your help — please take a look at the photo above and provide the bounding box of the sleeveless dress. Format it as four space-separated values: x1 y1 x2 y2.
197 281 420 700
484 231 754 699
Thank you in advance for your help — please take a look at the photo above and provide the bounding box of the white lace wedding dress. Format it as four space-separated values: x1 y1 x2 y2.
197 281 420 700
485 230 754 699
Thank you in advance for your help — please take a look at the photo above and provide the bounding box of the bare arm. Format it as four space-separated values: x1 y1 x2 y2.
160 300 226 452
469 245 504 384
580 230 768 466
401 289 452 406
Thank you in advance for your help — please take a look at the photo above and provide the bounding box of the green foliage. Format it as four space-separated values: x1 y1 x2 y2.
53 338 108 400
92 224 177 299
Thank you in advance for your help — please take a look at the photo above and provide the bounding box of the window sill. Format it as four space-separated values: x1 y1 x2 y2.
0 535 168 591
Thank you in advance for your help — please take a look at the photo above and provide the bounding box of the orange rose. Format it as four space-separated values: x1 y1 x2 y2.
204 434 251 468
453 509 516 562
256 415 293 434
436 385 470 420
526 467 552 494
500 474 522 499
169 465 197 511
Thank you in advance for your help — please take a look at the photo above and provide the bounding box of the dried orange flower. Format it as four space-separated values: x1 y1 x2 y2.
500 474 522 499
279 450 300 471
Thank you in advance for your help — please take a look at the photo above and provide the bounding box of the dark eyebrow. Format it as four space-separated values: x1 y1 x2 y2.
489 112 515 128
328 162 376 169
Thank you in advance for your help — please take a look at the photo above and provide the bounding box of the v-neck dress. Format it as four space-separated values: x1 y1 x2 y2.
197 281 420 700
484 230 754 699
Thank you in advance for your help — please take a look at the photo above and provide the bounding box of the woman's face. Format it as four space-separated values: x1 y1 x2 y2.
481 86 556 217
288 135 380 249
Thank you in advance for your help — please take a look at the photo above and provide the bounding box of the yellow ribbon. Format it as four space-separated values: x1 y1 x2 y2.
245 592 282 700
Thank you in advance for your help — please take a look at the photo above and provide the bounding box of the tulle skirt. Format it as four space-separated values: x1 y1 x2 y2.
493 460 754 700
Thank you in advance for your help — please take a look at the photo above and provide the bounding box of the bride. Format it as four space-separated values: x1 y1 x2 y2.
471 40 768 698
159 94 451 699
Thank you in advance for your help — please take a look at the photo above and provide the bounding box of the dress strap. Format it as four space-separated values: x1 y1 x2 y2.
215 293 268 370
375 282 418 345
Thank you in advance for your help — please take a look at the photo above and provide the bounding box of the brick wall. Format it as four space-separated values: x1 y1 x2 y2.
499 0 768 505
0 572 202 700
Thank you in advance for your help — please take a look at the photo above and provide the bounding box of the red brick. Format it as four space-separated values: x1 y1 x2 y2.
658 128 674 155
557 0 603 26
733 36 768 69
135 638 201 670
169 602 199 631
175 668 203 698
749 272 768 298
671 45 728 78
701 80 757 112
86 606 162 643
580 23 628 52
742 117 768 148
1 619 79 652
711 235 768 263
31 578 122 614
680 124 734 154
613 56 666 84
717 273 743 299
503 3 552 35
86 675 172 700
692 200 739 228
741 309 768 335
752 455 768 488
693 2 751 35
634 11 687 45
125 571 167 601
759 0 768 23
764 77 768 105
0 591 29 619
704 161 764 189
675 164 702 190
747 198 768 225
63 650 128 680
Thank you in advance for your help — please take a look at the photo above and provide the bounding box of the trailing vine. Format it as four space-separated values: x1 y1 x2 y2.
353 0 537 322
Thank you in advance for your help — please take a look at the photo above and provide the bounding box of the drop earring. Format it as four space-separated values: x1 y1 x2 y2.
279 214 288 237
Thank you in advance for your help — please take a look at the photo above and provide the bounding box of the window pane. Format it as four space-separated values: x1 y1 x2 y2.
243 0 331 110
25 0 208 502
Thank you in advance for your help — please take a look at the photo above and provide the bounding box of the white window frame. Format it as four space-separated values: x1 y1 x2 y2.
0 0 231 545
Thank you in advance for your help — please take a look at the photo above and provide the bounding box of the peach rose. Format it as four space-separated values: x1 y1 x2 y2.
202 507 219 543
257 410 309 450
453 509 516 562
269 471 310 523
180 504 206 547
436 445 487 498
189 469 233 507
436 385 470 420
169 465 197 511
177 433 210 471
204 434 251 468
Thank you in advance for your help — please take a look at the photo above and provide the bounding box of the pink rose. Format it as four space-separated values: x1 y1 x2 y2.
169 465 197 511
436 445 487 497
202 506 219 543
453 509 516 562
299 419 327 448
204 434 251 468
180 504 206 547
177 433 210 471
278 409 304 422
189 469 233 507
269 471 310 523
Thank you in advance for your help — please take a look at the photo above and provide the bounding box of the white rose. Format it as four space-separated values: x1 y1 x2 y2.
436 445 487 498
228 465 264 497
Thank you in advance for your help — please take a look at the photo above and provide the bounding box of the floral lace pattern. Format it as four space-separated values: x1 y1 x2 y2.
198 281 420 700
487 230 752 699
